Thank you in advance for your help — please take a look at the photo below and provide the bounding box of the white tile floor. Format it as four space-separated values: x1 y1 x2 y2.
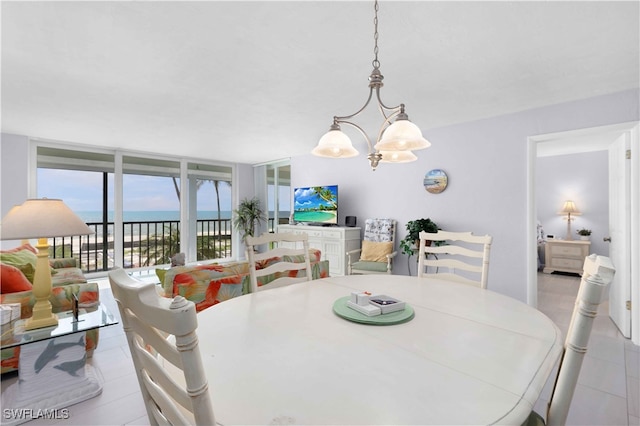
2 273 639 425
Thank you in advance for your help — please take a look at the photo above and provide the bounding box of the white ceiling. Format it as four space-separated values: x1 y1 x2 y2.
2 1 638 164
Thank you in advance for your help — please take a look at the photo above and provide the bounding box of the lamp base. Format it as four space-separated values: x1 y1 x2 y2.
24 309 58 330
565 224 574 241
24 238 59 330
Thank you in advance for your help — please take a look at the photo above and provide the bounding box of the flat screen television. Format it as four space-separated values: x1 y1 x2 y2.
293 185 338 224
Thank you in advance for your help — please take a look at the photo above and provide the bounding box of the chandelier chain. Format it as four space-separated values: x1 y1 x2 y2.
372 0 380 70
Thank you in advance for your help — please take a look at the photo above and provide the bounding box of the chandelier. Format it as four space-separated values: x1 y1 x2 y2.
312 0 431 171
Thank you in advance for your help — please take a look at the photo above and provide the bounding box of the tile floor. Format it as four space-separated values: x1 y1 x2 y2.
2 273 639 425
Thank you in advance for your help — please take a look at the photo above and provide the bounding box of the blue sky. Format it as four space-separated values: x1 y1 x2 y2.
37 169 233 211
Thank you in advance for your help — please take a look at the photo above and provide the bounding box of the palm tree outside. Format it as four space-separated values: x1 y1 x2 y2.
165 177 232 262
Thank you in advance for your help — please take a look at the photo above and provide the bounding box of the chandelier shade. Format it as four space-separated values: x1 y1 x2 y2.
375 117 432 152
313 0 430 171
311 127 359 158
380 150 418 163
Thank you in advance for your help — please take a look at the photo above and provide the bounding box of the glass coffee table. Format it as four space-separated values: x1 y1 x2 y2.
1 303 118 425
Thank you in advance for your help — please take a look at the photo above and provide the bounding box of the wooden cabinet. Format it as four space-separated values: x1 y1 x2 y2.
543 239 591 274
278 225 361 276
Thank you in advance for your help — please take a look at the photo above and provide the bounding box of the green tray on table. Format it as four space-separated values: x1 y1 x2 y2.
332 296 415 325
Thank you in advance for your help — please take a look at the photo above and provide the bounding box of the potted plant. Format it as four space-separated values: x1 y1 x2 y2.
576 228 592 241
398 218 441 276
400 218 440 262
233 197 266 243
399 218 440 256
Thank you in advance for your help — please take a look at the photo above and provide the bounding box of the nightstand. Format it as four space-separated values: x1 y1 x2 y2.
543 239 591 274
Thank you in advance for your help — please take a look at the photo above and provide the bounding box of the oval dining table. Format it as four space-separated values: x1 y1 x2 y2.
185 274 563 425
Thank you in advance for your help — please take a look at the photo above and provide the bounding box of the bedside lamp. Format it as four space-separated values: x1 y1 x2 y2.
0 199 93 330
559 200 581 240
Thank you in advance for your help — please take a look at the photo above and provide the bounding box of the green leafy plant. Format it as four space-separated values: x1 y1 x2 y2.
233 197 266 243
576 228 592 236
399 218 440 256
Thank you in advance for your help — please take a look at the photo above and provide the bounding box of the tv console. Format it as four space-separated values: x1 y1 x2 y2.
279 224 361 276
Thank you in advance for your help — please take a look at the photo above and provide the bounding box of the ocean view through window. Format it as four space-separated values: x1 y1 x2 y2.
36 144 235 273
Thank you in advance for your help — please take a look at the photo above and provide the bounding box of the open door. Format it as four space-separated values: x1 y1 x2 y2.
608 131 631 338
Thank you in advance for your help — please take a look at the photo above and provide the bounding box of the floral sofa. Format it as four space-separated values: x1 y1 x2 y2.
157 249 330 312
0 243 100 374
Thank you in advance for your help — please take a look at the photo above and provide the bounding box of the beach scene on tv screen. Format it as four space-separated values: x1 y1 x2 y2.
294 186 338 223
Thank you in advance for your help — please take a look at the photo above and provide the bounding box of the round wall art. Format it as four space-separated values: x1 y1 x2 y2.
424 169 448 194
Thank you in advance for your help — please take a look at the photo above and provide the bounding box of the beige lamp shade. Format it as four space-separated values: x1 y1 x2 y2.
375 119 431 152
1 198 93 240
559 200 581 216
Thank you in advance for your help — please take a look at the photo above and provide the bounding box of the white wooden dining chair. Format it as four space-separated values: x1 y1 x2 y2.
108 268 215 426
417 230 493 288
525 254 615 425
246 232 313 293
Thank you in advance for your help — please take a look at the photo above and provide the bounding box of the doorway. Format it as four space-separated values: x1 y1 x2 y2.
527 121 639 345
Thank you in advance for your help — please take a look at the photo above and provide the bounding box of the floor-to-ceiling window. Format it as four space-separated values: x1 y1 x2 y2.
187 162 233 261
35 143 235 274
37 146 115 272
122 155 181 268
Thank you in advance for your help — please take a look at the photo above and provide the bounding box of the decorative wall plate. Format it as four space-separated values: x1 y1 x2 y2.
424 169 448 194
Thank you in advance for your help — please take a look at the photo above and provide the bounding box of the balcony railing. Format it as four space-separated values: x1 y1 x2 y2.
48 217 283 274
49 219 232 273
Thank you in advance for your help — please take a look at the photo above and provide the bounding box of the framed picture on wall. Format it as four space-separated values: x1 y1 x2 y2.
424 169 448 194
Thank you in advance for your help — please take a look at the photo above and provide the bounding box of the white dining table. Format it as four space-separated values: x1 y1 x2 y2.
191 274 563 425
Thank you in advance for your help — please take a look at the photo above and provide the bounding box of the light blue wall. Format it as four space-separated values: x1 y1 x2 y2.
292 89 639 301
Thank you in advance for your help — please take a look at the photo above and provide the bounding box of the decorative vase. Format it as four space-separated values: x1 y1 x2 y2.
580 236 590 241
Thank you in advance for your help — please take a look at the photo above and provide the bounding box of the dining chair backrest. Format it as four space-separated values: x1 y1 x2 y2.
108 268 215 426
417 230 493 288
246 232 313 293
540 254 616 425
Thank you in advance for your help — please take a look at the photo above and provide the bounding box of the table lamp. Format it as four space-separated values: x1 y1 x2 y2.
0 199 93 330
559 200 581 240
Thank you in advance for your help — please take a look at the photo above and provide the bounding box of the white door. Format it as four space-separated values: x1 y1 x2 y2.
608 131 631 338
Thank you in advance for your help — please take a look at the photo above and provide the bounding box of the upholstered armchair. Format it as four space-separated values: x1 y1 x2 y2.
346 218 397 275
